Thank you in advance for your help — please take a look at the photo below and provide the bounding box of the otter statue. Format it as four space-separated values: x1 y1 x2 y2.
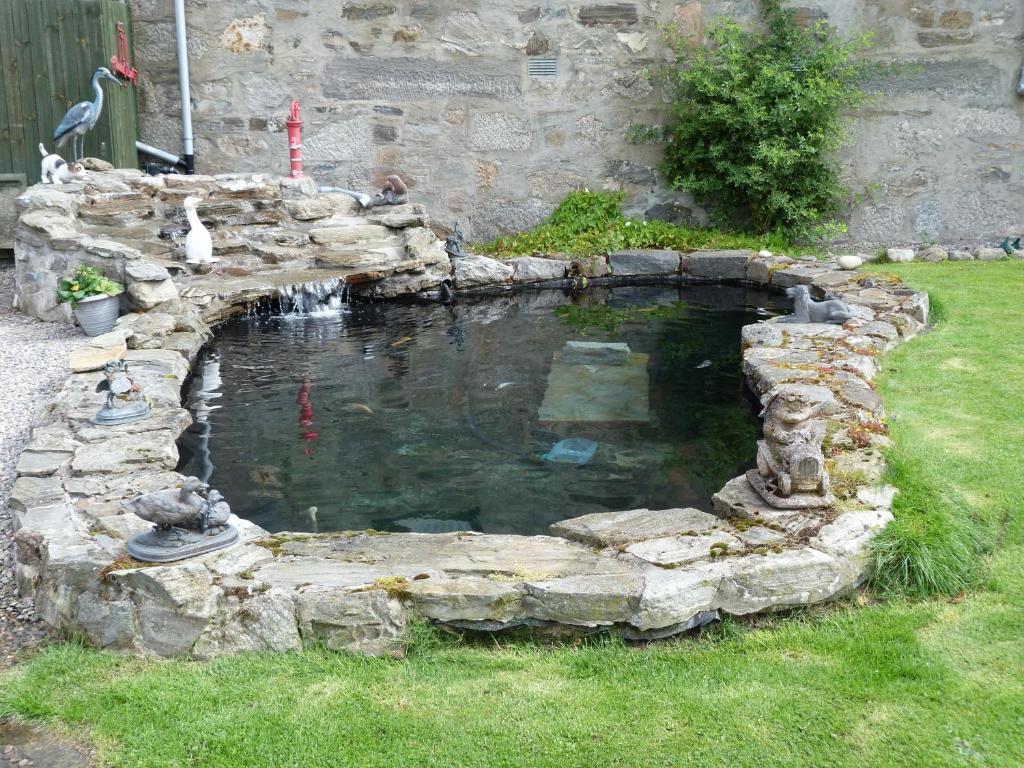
777 285 852 324
746 383 837 509
371 174 408 207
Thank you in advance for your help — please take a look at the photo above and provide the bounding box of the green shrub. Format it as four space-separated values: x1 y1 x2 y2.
645 0 878 237
477 189 791 258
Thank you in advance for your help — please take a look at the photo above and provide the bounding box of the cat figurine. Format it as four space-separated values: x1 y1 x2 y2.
39 143 86 185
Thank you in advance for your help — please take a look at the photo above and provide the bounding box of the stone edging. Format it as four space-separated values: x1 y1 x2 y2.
10 175 929 658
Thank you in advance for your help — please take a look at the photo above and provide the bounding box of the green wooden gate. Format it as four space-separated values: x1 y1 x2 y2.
0 0 138 186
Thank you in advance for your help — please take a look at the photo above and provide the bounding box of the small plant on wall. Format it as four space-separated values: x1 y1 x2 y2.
634 0 880 239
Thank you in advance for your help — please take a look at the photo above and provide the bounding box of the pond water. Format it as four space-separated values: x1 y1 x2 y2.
177 284 784 535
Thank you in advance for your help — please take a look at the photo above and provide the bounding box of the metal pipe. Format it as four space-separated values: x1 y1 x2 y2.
135 141 183 167
173 0 195 174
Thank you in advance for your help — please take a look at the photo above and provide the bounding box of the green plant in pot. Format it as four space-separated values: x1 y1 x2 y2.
57 265 124 336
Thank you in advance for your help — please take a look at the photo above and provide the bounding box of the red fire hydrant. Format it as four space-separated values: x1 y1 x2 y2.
285 100 305 179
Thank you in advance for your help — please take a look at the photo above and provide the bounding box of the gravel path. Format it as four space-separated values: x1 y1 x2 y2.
0 262 82 667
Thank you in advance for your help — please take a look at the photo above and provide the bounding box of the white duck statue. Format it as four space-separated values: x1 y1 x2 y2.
183 196 215 268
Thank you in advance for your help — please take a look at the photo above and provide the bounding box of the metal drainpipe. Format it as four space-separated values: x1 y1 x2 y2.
173 0 195 174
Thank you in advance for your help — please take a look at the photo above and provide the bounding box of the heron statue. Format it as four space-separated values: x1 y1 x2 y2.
54 67 124 162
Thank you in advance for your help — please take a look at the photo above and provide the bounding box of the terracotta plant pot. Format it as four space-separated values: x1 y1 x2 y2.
73 293 121 336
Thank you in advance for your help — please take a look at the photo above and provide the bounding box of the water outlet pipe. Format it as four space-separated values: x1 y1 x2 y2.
173 0 195 173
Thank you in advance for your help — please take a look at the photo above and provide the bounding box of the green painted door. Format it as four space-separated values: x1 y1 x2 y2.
0 0 138 185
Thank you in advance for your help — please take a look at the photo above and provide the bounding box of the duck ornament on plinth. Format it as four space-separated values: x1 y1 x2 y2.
124 476 239 562
94 360 150 425
183 196 217 273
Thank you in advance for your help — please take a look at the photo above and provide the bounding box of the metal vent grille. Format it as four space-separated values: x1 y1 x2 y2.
527 57 558 79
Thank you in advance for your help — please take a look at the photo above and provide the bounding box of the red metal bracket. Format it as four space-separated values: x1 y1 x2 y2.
110 21 138 84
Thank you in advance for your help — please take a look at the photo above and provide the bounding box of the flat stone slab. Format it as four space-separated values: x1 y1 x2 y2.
686 249 754 280
608 249 681 276
625 532 742 567
538 351 650 422
510 256 566 282
551 507 722 547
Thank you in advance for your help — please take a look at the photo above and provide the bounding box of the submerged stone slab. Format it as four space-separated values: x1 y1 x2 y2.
561 341 630 366
551 507 721 547
539 352 650 422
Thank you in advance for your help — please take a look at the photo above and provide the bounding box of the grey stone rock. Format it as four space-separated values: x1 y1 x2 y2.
522 573 641 626
812 510 893 560
192 591 302 658
686 250 754 280
551 507 721 547
625 532 742 567
948 250 974 261
509 256 566 282
10 476 66 513
69 331 129 373
15 449 73 478
296 588 408 657
125 262 172 282
630 563 724 631
453 254 513 288
405 577 523 623
127 278 178 311
717 548 859 615
770 266 831 288
974 247 1006 262
916 245 948 262
71 431 179 475
608 249 681 276
886 248 914 263
323 56 519 101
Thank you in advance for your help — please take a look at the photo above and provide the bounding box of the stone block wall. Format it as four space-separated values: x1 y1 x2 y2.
129 0 1024 245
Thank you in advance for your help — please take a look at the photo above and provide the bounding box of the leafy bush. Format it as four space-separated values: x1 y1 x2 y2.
477 189 791 258
57 264 123 307
646 0 878 237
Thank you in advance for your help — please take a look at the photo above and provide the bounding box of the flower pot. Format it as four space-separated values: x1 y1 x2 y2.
73 293 121 336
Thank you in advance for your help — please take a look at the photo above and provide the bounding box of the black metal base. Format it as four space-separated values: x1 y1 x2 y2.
126 524 239 563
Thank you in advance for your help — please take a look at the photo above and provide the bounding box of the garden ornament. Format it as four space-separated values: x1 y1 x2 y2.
371 175 408 207
746 384 836 509
94 360 151 425
39 144 86 184
999 237 1020 256
183 195 216 269
778 285 852 324
445 221 467 259
54 67 125 162
124 476 239 562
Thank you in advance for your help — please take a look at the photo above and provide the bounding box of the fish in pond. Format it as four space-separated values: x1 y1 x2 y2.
390 336 413 348
343 403 374 415
495 381 517 391
695 359 712 369
250 465 282 487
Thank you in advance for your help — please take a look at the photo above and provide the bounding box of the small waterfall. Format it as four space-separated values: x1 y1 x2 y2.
248 277 350 317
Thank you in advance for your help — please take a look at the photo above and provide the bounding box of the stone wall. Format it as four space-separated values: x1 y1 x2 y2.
128 0 1024 245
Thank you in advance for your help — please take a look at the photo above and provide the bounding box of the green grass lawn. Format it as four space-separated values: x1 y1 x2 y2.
2 262 1023 768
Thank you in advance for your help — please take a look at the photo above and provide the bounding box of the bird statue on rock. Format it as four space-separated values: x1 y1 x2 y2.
54 67 124 162
183 196 215 268
999 237 1021 256
121 476 209 530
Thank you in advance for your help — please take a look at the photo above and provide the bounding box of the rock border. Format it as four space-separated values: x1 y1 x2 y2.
10 177 929 658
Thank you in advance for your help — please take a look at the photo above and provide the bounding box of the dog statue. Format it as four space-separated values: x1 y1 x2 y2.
39 143 87 185
778 285 852 324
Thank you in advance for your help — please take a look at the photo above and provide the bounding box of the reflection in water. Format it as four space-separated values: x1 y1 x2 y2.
177 284 783 535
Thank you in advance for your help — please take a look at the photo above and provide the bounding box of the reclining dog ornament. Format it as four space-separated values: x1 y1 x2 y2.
778 285 852 324
746 384 837 509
